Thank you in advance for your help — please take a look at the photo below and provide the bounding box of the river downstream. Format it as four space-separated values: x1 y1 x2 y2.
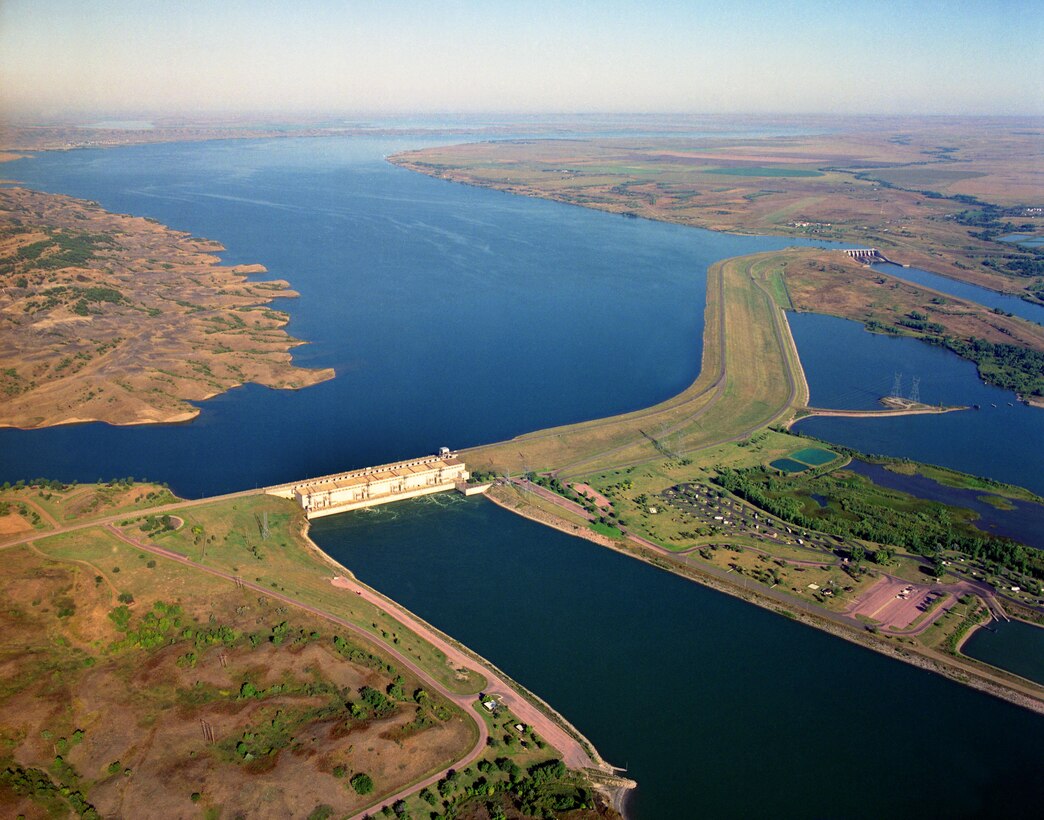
310 494 1044 819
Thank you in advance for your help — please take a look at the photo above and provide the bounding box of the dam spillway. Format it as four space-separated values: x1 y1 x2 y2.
267 453 476 519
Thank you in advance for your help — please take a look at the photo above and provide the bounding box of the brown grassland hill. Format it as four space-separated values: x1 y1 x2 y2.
0 187 333 428
0 529 471 818
0 480 624 820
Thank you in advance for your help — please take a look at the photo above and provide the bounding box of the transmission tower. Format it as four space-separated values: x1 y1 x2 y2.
910 376 920 404
891 372 903 399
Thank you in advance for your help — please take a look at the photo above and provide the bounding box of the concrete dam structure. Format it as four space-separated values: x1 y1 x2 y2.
268 453 476 519
843 248 891 263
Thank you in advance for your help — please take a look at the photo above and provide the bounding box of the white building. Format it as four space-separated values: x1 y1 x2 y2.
290 455 469 518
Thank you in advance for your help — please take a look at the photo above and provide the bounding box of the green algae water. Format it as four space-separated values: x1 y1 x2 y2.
310 496 1044 819
788 447 837 466
769 457 809 473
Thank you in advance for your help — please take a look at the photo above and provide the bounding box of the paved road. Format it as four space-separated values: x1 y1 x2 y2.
0 486 264 551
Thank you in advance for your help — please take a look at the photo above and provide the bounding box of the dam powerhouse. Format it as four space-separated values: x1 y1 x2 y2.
268 450 486 518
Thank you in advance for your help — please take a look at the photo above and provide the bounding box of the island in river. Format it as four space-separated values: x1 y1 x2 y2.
0 186 333 428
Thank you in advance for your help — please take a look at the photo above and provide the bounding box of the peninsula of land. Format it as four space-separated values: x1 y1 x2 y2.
451 248 1044 714
0 187 333 428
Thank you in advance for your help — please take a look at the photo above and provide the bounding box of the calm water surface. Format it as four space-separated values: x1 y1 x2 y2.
3 136 1043 818
790 313 1044 496
311 496 1044 819
0 137 828 495
873 263 1044 326
961 618 1044 687
846 460 1044 551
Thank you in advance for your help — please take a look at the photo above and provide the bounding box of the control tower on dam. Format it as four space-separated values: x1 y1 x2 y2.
268 452 474 519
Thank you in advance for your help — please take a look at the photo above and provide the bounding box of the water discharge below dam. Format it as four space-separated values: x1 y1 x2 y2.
311 495 1044 819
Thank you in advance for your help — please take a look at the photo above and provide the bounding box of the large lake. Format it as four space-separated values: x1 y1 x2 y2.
4 136 1044 817
1 137 830 495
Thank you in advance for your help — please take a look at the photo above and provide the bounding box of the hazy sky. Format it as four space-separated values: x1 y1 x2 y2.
2 0 1041 118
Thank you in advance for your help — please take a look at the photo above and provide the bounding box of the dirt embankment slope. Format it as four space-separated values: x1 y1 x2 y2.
0 187 333 428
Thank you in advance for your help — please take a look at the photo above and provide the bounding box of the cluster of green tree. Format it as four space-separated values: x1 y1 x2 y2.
236 677 336 702
953 202 1021 231
0 764 99 820
98 477 141 489
230 707 302 762
981 252 1044 279
228 675 414 766
399 686 452 736
898 310 945 335
138 514 176 534
350 772 374 794
9 229 114 271
853 168 947 201
428 757 590 820
532 474 625 529
948 203 1044 278
108 600 184 649
358 685 395 719
927 336 1044 399
1 477 71 491
862 308 1044 399
714 467 1042 579
332 634 397 675
944 599 988 654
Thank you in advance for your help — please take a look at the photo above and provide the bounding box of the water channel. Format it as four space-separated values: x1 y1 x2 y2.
310 495 1044 819
961 618 1044 687
789 313 1044 496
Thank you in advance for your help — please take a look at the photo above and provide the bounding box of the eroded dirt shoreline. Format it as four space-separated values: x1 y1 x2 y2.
0 186 333 428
